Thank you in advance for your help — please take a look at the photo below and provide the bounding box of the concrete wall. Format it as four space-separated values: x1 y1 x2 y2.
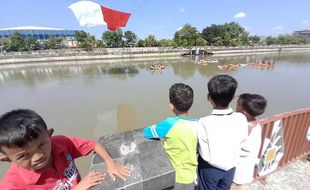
0 45 310 65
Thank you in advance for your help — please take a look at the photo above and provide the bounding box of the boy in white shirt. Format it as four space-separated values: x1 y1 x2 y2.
197 75 248 190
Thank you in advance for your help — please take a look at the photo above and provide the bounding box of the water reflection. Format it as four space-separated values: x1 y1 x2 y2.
0 53 309 85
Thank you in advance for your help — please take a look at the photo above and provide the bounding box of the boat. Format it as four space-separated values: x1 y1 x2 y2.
204 58 218 63
150 63 165 70
252 61 274 68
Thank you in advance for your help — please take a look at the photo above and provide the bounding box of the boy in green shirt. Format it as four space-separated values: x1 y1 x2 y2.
143 83 198 190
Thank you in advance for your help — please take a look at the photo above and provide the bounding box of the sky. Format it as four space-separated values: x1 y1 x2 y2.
0 0 309 40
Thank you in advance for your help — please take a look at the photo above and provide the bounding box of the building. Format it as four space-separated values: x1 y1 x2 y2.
0 26 80 47
293 30 310 39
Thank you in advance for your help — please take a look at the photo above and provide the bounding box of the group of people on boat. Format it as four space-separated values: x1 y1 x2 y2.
252 60 275 68
217 63 247 71
194 58 219 65
150 63 165 70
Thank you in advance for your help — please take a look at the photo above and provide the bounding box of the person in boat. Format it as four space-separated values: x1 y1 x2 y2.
150 63 165 70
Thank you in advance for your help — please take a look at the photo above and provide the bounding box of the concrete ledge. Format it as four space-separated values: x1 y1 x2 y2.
90 129 175 190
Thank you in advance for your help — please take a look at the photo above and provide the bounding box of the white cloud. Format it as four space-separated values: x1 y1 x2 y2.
233 12 246 19
179 8 186 13
302 20 309 24
273 25 284 31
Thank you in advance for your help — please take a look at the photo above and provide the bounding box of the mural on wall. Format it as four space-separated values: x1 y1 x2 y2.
257 120 285 176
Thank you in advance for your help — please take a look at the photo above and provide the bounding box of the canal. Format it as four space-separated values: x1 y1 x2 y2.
1 52 310 178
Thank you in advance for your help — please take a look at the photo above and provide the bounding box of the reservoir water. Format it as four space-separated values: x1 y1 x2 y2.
1 52 310 178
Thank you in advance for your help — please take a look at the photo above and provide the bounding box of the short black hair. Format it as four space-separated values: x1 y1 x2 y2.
239 93 267 117
208 75 238 108
0 109 47 149
169 83 194 112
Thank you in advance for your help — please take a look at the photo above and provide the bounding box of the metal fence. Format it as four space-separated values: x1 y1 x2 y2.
256 108 310 178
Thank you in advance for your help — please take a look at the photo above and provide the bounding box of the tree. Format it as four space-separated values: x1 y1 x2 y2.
101 29 124 48
123 30 137 47
158 39 173 47
136 39 145 47
249 35 261 45
24 37 40 51
43 37 64 49
173 24 201 47
265 36 277 45
201 22 250 46
75 31 96 50
6 32 26 51
144 35 157 47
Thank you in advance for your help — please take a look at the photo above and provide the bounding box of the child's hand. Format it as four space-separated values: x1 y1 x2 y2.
74 171 104 190
106 161 130 181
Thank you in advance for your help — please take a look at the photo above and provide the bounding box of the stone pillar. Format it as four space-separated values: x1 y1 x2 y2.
90 129 175 190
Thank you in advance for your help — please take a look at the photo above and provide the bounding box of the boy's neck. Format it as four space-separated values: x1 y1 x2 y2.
174 111 189 118
213 106 229 110
247 116 257 122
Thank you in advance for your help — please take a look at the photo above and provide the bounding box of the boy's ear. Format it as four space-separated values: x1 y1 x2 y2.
0 155 11 162
47 128 54 137
169 103 175 111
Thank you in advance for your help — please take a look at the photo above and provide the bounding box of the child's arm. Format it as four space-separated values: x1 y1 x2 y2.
143 117 176 138
94 143 130 181
73 171 104 190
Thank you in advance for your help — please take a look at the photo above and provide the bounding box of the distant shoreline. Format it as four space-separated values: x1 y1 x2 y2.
0 45 310 68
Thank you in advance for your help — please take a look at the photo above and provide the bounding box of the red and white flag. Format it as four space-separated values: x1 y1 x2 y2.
69 1 131 31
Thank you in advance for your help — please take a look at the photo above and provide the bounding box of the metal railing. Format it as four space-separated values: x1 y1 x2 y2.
256 108 310 178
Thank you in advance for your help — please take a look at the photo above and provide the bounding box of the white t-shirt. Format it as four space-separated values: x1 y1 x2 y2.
233 124 262 184
197 108 248 171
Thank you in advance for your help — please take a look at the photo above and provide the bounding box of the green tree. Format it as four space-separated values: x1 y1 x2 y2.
158 39 173 47
101 29 124 48
6 32 26 51
123 30 137 47
75 31 96 50
265 36 277 45
201 22 250 46
173 24 201 47
249 35 261 45
43 37 64 49
144 35 157 47
136 39 145 47
24 37 40 51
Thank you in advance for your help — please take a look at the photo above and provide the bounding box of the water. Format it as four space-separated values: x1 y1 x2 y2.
1 53 310 178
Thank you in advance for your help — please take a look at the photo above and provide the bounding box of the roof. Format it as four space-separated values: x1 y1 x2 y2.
0 26 65 31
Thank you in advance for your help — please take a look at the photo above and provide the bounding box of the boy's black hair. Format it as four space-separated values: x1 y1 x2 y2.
169 83 194 113
239 93 267 117
0 109 47 149
208 75 238 108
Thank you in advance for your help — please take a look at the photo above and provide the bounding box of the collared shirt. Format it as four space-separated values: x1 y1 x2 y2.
0 135 96 190
197 108 248 171
143 116 198 184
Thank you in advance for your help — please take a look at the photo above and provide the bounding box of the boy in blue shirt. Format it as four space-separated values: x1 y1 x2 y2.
143 83 198 190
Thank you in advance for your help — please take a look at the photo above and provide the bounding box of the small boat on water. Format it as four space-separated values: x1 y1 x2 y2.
218 63 247 71
150 63 165 70
197 58 218 64
252 60 274 68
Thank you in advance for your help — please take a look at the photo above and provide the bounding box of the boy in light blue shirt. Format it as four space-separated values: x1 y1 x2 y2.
144 83 198 190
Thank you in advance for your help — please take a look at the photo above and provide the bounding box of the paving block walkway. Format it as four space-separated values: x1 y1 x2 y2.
246 159 310 190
